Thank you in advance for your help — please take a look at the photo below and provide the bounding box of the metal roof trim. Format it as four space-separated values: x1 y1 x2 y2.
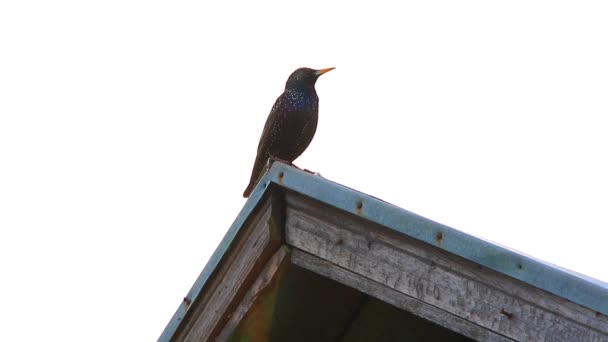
265 162 608 316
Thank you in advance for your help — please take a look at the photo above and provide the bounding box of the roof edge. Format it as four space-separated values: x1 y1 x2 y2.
160 162 608 341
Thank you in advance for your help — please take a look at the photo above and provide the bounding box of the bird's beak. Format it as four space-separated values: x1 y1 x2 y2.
316 67 335 76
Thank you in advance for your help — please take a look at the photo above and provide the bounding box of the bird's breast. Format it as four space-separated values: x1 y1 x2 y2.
284 89 318 113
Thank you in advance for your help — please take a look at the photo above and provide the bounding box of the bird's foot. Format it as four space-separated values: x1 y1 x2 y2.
303 169 323 177
268 156 318 175
269 155 293 166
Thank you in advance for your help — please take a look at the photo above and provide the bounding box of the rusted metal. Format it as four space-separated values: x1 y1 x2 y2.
436 232 443 246
277 171 284 186
500 309 514 320
356 200 363 215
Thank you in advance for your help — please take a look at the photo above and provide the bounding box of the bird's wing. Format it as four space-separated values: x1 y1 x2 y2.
256 93 287 154
243 94 287 198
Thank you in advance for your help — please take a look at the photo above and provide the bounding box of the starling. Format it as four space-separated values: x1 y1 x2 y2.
243 67 334 198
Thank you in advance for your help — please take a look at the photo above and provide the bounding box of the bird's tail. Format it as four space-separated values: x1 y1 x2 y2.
242 178 255 198
243 154 265 198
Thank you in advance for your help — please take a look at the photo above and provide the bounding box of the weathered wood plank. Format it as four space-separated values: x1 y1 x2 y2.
285 192 608 342
216 246 290 341
172 196 283 342
292 249 513 342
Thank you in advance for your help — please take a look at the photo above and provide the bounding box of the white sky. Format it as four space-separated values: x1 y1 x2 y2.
1 1 607 341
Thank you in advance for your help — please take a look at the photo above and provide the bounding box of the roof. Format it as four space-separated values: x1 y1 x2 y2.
160 162 608 341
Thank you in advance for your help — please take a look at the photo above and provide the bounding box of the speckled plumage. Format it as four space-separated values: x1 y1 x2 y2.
243 67 334 198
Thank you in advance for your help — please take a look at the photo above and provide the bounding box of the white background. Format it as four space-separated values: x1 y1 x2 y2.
1 1 607 341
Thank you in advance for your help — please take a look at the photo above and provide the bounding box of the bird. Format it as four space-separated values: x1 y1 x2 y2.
243 67 334 198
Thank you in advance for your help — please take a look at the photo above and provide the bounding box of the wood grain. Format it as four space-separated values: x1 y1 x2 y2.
216 246 290 341
292 249 513 342
285 192 608 342
172 196 282 342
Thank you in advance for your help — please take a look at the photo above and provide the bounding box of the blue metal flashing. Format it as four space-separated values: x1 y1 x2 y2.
160 162 608 341
266 163 608 315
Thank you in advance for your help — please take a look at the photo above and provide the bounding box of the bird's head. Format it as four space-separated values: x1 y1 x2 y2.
285 67 334 89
